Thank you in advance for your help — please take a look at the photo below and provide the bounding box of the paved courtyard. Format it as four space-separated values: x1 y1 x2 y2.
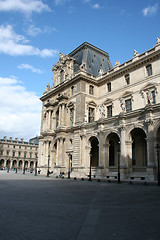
0 170 160 240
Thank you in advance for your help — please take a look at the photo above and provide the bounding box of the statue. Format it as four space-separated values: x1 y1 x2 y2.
115 61 120 67
99 105 105 118
146 90 152 104
44 84 50 94
156 37 160 45
134 49 139 57
99 69 104 76
120 98 125 112
83 114 87 122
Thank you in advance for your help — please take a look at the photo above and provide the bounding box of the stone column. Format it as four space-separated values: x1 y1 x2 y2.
147 122 155 167
98 131 105 168
56 139 60 166
59 138 63 166
59 105 62 126
120 126 127 168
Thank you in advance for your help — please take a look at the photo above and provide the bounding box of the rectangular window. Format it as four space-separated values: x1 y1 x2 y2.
18 152 21 157
88 107 95 123
107 82 111 92
146 64 152 76
107 105 112 118
7 151 9 156
152 90 156 104
125 99 132 113
89 85 94 95
125 74 130 85
12 151 15 157
71 86 74 95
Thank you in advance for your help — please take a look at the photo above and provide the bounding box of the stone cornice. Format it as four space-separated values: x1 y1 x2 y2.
97 45 160 85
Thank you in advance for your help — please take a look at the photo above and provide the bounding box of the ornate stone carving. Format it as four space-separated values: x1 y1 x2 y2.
44 84 50 94
99 105 105 118
134 49 139 57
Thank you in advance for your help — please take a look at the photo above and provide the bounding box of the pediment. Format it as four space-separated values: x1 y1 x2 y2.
120 91 133 98
87 101 97 107
140 82 157 91
103 98 113 105
67 101 75 108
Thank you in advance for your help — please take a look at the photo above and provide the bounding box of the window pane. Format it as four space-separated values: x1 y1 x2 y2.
107 105 112 118
152 90 156 104
107 83 111 92
125 99 132 112
125 74 130 85
146 64 152 76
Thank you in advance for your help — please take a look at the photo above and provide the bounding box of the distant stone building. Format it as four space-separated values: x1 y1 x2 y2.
0 136 38 170
38 39 160 181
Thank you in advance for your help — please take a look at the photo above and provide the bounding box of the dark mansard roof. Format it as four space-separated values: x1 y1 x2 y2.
68 42 113 76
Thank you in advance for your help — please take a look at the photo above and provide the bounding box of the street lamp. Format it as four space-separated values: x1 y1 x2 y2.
89 151 92 181
34 158 38 176
155 144 160 186
7 159 10 173
23 159 25 174
117 149 121 183
68 153 71 179
47 155 50 177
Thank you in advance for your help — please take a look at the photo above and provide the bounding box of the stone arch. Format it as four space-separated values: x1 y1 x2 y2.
0 159 4 169
89 136 99 167
130 128 147 167
105 132 120 168
12 160 17 169
6 159 11 168
30 161 34 169
18 160 23 169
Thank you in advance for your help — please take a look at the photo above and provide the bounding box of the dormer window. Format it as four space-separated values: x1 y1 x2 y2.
146 64 152 76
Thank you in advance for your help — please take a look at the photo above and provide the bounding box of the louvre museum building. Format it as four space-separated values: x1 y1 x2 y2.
38 38 160 181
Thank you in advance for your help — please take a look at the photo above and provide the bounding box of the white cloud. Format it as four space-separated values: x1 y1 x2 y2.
54 0 71 6
93 3 100 9
0 24 59 57
18 64 42 74
143 3 159 16
26 24 56 37
0 76 41 140
0 0 51 14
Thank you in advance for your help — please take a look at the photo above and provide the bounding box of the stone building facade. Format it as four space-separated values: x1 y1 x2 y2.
38 39 160 181
0 136 38 171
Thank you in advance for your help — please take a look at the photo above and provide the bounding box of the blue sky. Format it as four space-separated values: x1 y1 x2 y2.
0 0 159 140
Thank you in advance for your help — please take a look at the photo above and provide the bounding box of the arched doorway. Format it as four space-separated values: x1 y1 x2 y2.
89 137 99 167
12 160 17 169
130 128 147 167
106 133 120 167
6 160 11 169
0 159 4 169
18 160 23 169
30 161 34 169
